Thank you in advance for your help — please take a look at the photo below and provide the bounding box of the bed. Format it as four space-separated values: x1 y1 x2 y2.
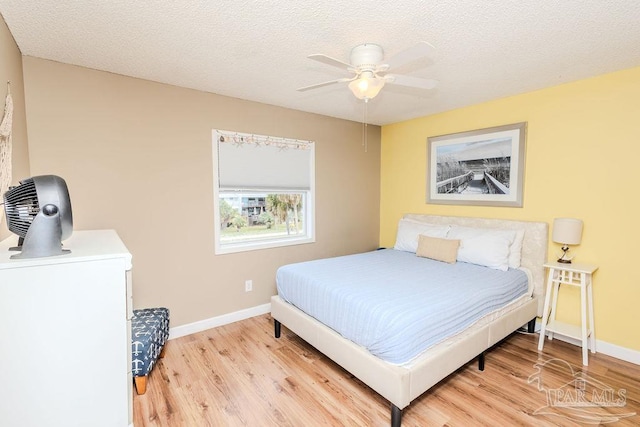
271 214 548 426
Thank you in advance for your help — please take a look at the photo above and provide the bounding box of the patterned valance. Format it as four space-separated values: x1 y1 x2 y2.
216 129 312 151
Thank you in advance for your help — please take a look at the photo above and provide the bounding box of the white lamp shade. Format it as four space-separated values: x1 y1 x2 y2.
348 76 385 100
552 218 583 245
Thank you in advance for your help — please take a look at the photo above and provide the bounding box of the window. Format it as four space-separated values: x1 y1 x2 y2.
212 130 315 254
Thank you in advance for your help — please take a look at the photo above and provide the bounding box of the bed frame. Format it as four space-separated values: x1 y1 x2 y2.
271 214 548 426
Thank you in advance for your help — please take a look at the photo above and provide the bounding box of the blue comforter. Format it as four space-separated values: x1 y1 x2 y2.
276 249 528 364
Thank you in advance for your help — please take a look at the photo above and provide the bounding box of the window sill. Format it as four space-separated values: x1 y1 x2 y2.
215 235 315 255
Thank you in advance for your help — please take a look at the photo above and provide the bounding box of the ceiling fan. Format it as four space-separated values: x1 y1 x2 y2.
297 42 438 101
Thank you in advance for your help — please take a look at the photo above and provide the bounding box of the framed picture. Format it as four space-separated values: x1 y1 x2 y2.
427 122 526 207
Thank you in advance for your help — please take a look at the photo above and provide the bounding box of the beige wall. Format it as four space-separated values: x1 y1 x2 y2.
0 13 30 239
22 57 381 327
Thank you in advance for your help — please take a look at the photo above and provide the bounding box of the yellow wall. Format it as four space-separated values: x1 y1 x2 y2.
0 13 30 239
380 67 640 351
21 57 381 328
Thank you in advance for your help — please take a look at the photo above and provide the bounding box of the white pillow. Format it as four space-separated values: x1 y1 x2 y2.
394 218 450 253
509 229 525 269
448 225 516 271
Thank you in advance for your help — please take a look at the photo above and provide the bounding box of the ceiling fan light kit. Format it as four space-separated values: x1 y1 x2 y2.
298 41 438 101
348 72 385 101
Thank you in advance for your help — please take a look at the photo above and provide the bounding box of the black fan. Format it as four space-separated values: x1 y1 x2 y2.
3 175 73 259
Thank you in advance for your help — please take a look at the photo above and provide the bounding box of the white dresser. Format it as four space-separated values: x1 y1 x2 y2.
0 230 133 427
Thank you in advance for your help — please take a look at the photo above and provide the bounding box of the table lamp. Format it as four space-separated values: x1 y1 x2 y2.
552 218 583 264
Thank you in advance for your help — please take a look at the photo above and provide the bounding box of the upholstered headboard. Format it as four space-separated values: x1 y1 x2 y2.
403 214 548 315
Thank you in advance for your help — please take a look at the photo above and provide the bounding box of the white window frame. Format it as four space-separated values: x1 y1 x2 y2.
212 130 315 254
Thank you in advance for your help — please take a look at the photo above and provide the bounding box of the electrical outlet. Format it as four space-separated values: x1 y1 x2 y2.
245 280 253 292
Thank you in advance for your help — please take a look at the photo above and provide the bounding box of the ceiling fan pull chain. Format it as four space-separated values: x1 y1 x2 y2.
362 100 368 153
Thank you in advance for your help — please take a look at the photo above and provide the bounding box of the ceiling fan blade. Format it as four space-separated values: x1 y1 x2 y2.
296 77 354 92
308 54 354 70
384 74 438 90
385 41 435 69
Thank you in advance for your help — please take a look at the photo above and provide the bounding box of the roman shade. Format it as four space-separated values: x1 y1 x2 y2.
215 130 314 191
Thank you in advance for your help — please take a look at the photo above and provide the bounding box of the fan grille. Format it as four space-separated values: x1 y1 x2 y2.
3 177 39 238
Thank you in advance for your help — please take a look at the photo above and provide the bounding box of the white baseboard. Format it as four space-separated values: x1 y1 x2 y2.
541 330 640 365
596 340 640 365
168 303 271 340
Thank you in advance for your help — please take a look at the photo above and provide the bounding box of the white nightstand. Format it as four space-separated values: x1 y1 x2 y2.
537 261 598 365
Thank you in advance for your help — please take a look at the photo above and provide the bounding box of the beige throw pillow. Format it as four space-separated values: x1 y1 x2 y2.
416 235 460 264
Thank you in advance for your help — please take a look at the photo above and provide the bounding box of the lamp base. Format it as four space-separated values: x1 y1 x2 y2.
556 245 573 264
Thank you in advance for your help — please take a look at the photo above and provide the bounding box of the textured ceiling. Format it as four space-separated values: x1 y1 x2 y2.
1 1 640 125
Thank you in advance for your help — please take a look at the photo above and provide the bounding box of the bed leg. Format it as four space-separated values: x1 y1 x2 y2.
527 317 536 333
478 351 485 371
274 319 281 338
391 404 402 427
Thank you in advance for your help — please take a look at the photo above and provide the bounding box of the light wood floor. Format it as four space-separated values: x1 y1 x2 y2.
134 314 639 426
